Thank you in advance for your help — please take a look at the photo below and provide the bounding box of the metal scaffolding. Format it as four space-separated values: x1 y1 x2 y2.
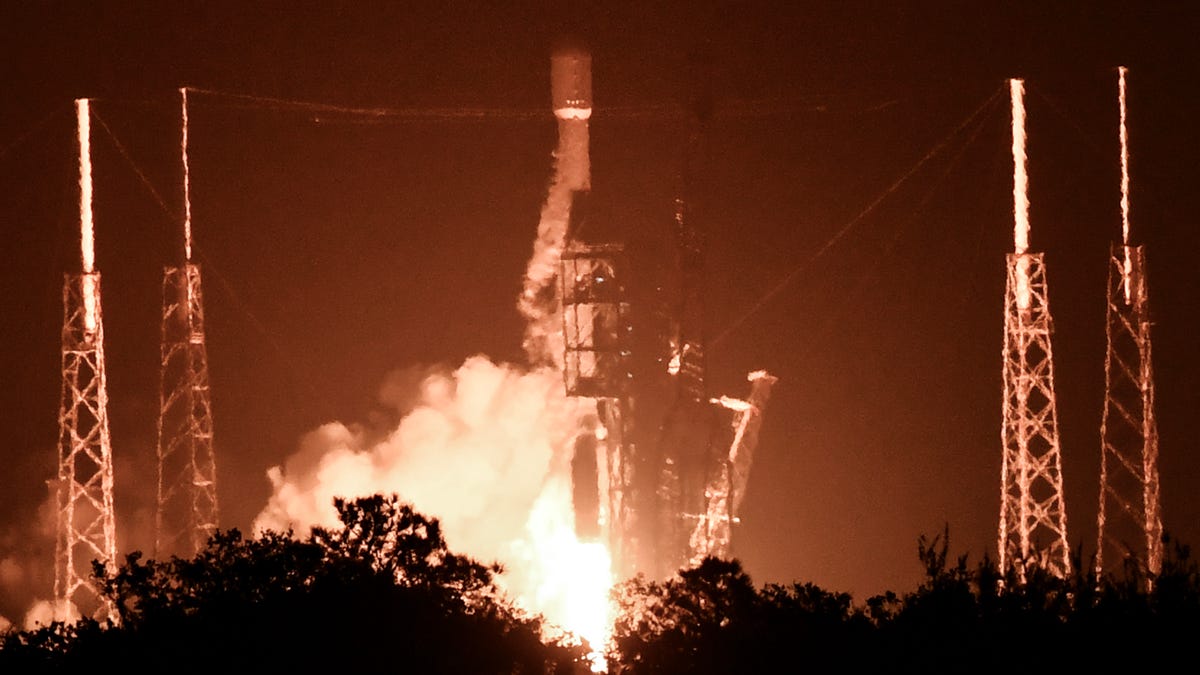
155 262 219 558
1096 244 1161 580
998 252 1071 579
55 272 117 622
560 242 638 575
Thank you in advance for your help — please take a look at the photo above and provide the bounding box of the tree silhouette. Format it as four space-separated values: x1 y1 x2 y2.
0 494 588 674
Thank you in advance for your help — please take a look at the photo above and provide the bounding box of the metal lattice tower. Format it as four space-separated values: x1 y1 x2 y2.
560 242 637 576
999 254 1071 578
156 88 219 558
997 79 1070 580
55 99 118 623
155 263 218 557
688 371 778 563
1096 245 1161 579
1096 67 1161 581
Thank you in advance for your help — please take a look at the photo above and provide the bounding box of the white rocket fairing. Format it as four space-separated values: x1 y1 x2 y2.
552 46 592 120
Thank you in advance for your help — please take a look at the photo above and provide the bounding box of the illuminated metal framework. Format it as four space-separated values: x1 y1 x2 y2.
1096 244 1161 579
560 243 637 574
156 262 219 558
55 272 117 622
999 252 1071 579
689 370 778 563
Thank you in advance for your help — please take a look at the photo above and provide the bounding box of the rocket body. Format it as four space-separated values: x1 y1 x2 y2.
551 46 592 194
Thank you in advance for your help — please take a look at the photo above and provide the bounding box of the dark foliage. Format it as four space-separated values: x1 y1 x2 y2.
7 506 1200 674
0 495 588 674
609 527 1200 674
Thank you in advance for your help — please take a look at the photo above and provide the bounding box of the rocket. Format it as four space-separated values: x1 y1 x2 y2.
551 45 592 121
550 44 592 195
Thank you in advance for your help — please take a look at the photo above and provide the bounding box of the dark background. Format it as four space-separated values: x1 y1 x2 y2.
1 1 1197 620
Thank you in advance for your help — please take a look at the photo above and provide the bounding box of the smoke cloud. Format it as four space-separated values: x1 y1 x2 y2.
254 357 611 637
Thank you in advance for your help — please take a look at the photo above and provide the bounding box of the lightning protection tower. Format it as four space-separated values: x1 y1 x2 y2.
156 88 219 558
55 98 118 622
997 79 1071 580
1096 67 1162 582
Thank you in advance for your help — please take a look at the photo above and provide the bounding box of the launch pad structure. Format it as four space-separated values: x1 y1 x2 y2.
550 46 779 579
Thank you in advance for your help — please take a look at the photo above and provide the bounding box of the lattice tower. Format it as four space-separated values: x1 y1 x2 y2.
155 262 219 557
999 252 1071 579
560 242 638 576
155 88 219 558
1096 245 1161 580
56 273 118 622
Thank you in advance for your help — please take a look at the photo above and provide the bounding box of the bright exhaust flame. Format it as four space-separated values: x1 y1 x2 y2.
1118 66 1133 304
1009 78 1031 311
76 98 97 334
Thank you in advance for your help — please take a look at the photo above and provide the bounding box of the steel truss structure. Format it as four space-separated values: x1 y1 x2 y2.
999 252 1071 579
156 262 219 558
55 272 117 622
1096 244 1162 580
560 243 638 575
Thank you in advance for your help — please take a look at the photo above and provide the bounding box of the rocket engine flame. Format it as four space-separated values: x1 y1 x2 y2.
1009 79 1031 311
258 47 615 667
76 99 98 334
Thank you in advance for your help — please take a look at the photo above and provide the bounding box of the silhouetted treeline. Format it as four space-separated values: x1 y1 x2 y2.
4 501 1200 674
609 527 1200 673
0 495 588 674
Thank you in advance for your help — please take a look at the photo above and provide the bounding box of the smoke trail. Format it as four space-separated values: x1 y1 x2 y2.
1009 79 1031 310
518 115 590 366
